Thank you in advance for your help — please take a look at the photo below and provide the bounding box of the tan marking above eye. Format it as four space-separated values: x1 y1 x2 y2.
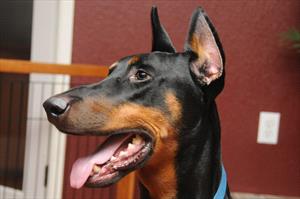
127 56 140 66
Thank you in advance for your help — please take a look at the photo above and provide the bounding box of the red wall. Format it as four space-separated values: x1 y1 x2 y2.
66 0 300 197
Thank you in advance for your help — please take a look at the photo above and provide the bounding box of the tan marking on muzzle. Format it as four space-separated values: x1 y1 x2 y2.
65 97 113 132
99 103 172 139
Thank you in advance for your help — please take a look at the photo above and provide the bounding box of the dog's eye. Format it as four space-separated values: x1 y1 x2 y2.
130 70 151 83
136 71 148 80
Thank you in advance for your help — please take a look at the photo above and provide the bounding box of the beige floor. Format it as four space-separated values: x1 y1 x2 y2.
232 193 300 199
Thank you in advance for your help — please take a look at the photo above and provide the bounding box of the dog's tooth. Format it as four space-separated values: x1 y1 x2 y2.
132 135 142 145
119 151 128 158
128 143 135 150
93 165 101 173
110 156 117 162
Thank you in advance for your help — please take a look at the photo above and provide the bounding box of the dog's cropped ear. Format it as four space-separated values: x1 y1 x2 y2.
151 6 176 53
184 7 225 88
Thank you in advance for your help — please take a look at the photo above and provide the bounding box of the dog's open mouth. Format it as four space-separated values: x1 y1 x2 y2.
70 131 154 189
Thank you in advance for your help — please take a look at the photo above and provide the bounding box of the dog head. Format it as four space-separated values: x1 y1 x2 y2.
43 6 224 190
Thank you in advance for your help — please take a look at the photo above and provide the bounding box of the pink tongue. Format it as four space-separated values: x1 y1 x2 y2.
70 134 132 189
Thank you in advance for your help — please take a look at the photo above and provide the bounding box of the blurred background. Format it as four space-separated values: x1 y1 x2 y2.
0 0 299 199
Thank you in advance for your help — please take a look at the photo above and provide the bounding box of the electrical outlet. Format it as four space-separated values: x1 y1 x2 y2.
257 112 281 145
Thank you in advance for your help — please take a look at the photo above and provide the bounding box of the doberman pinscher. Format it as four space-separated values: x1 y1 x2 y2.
43 6 231 199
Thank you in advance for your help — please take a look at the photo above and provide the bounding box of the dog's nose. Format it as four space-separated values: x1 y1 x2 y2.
43 97 70 117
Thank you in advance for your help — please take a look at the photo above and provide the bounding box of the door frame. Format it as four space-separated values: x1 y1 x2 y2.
22 1 75 199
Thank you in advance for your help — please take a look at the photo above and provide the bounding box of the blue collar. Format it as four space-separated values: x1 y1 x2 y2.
213 164 227 199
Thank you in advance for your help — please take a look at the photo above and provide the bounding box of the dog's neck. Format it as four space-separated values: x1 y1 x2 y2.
138 101 224 199
175 101 222 199
137 135 178 199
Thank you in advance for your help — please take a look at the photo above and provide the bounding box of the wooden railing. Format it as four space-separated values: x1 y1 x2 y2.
0 58 108 77
0 58 136 199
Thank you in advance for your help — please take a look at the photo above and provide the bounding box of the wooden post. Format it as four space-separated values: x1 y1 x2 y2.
116 172 136 199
